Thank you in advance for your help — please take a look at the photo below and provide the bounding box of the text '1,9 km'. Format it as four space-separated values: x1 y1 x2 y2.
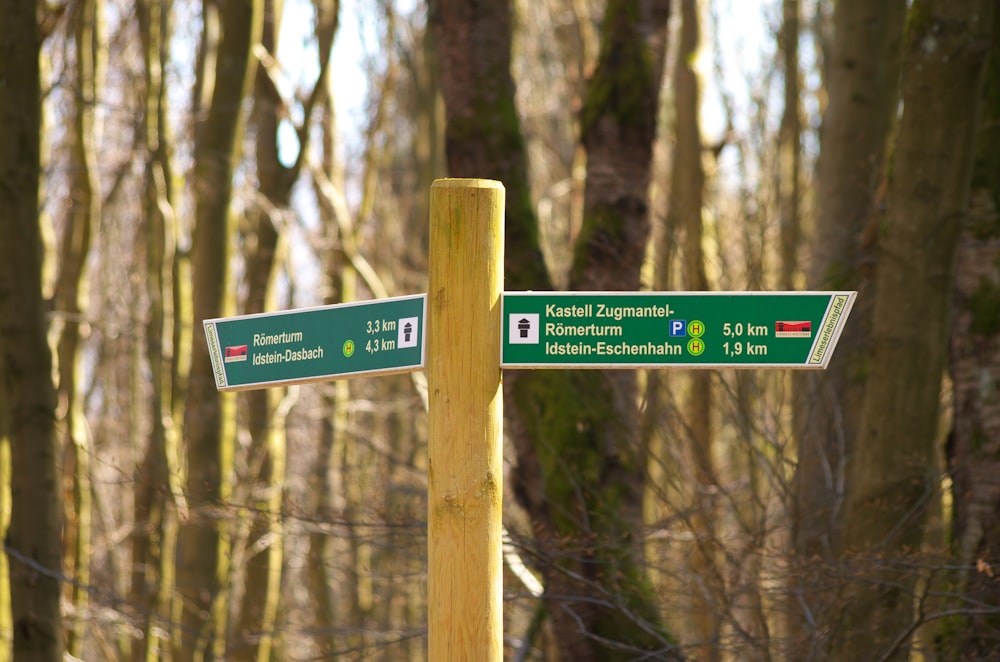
204 291 857 391
501 291 856 369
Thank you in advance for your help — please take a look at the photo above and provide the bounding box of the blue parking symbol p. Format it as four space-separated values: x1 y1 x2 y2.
669 319 687 337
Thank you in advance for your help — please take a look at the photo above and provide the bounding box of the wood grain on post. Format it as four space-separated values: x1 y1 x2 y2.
427 178 504 660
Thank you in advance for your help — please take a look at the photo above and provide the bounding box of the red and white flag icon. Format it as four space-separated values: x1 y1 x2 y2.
775 321 811 338
224 344 248 362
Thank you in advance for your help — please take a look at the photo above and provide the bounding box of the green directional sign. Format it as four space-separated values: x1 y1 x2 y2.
204 294 426 391
501 291 856 369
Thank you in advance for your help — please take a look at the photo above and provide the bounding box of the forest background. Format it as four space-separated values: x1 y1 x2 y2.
0 0 998 660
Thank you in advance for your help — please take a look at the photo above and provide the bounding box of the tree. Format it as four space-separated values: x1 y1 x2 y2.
176 0 263 657
52 0 103 652
434 0 680 657
792 0 906 648
836 0 993 658
131 0 184 657
0 0 64 657
231 0 337 656
946 7 1000 657
667 0 719 655
430 0 547 293
305 5 347 656
777 0 802 289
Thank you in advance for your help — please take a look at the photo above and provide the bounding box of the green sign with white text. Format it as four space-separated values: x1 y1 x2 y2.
501 291 855 369
204 294 426 391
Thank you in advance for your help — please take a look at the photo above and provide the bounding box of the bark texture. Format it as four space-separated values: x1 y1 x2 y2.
946 5 1000 657
176 0 262 657
529 0 679 656
836 1 993 658
55 0 103 651
430 0 548 293
795 0 906 557
791 0 906 649
669 1 721 656
433 0 681 657
0 0 64 658
131 0 183 658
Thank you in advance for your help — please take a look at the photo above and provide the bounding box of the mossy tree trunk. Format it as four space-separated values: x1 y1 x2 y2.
434 0 680 658
176 0 263 658
835 1 993 659
430 0 549 294
0 0 63 657
552 2 676 657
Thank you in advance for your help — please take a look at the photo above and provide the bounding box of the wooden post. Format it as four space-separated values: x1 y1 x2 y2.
427 178 504 660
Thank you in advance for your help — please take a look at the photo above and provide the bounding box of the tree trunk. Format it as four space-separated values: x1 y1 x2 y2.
0 419 8 661
778 0 801 290
836 1 993 658
434 0 680 657
538 0 676 655
430 0 549 293
131 0 183 658
308 61 345 657
791 0 905 650
553 3 674 658
176 0 262 657
0 0 63 657
668 1 719 657
231 1 290 656
946 8 1000 657
54 0 103 652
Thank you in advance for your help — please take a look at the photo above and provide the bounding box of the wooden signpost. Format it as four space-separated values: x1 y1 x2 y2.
426 179 505 660
204 178 856 661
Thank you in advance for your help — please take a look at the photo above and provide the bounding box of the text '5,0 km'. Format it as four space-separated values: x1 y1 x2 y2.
501 291 856 369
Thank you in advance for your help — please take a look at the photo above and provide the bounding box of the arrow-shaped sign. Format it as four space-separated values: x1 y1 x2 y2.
204 294 426 391
501 291 856 369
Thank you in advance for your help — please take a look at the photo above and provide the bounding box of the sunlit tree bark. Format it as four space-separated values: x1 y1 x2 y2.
176 0 263 657
231 0 335 649
0 0 63 657
836 1 993 658
131 0 183 658
53 0 103 652
231 0 290 656
667 1 719 656
0 368 8 659
307 47 344 658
